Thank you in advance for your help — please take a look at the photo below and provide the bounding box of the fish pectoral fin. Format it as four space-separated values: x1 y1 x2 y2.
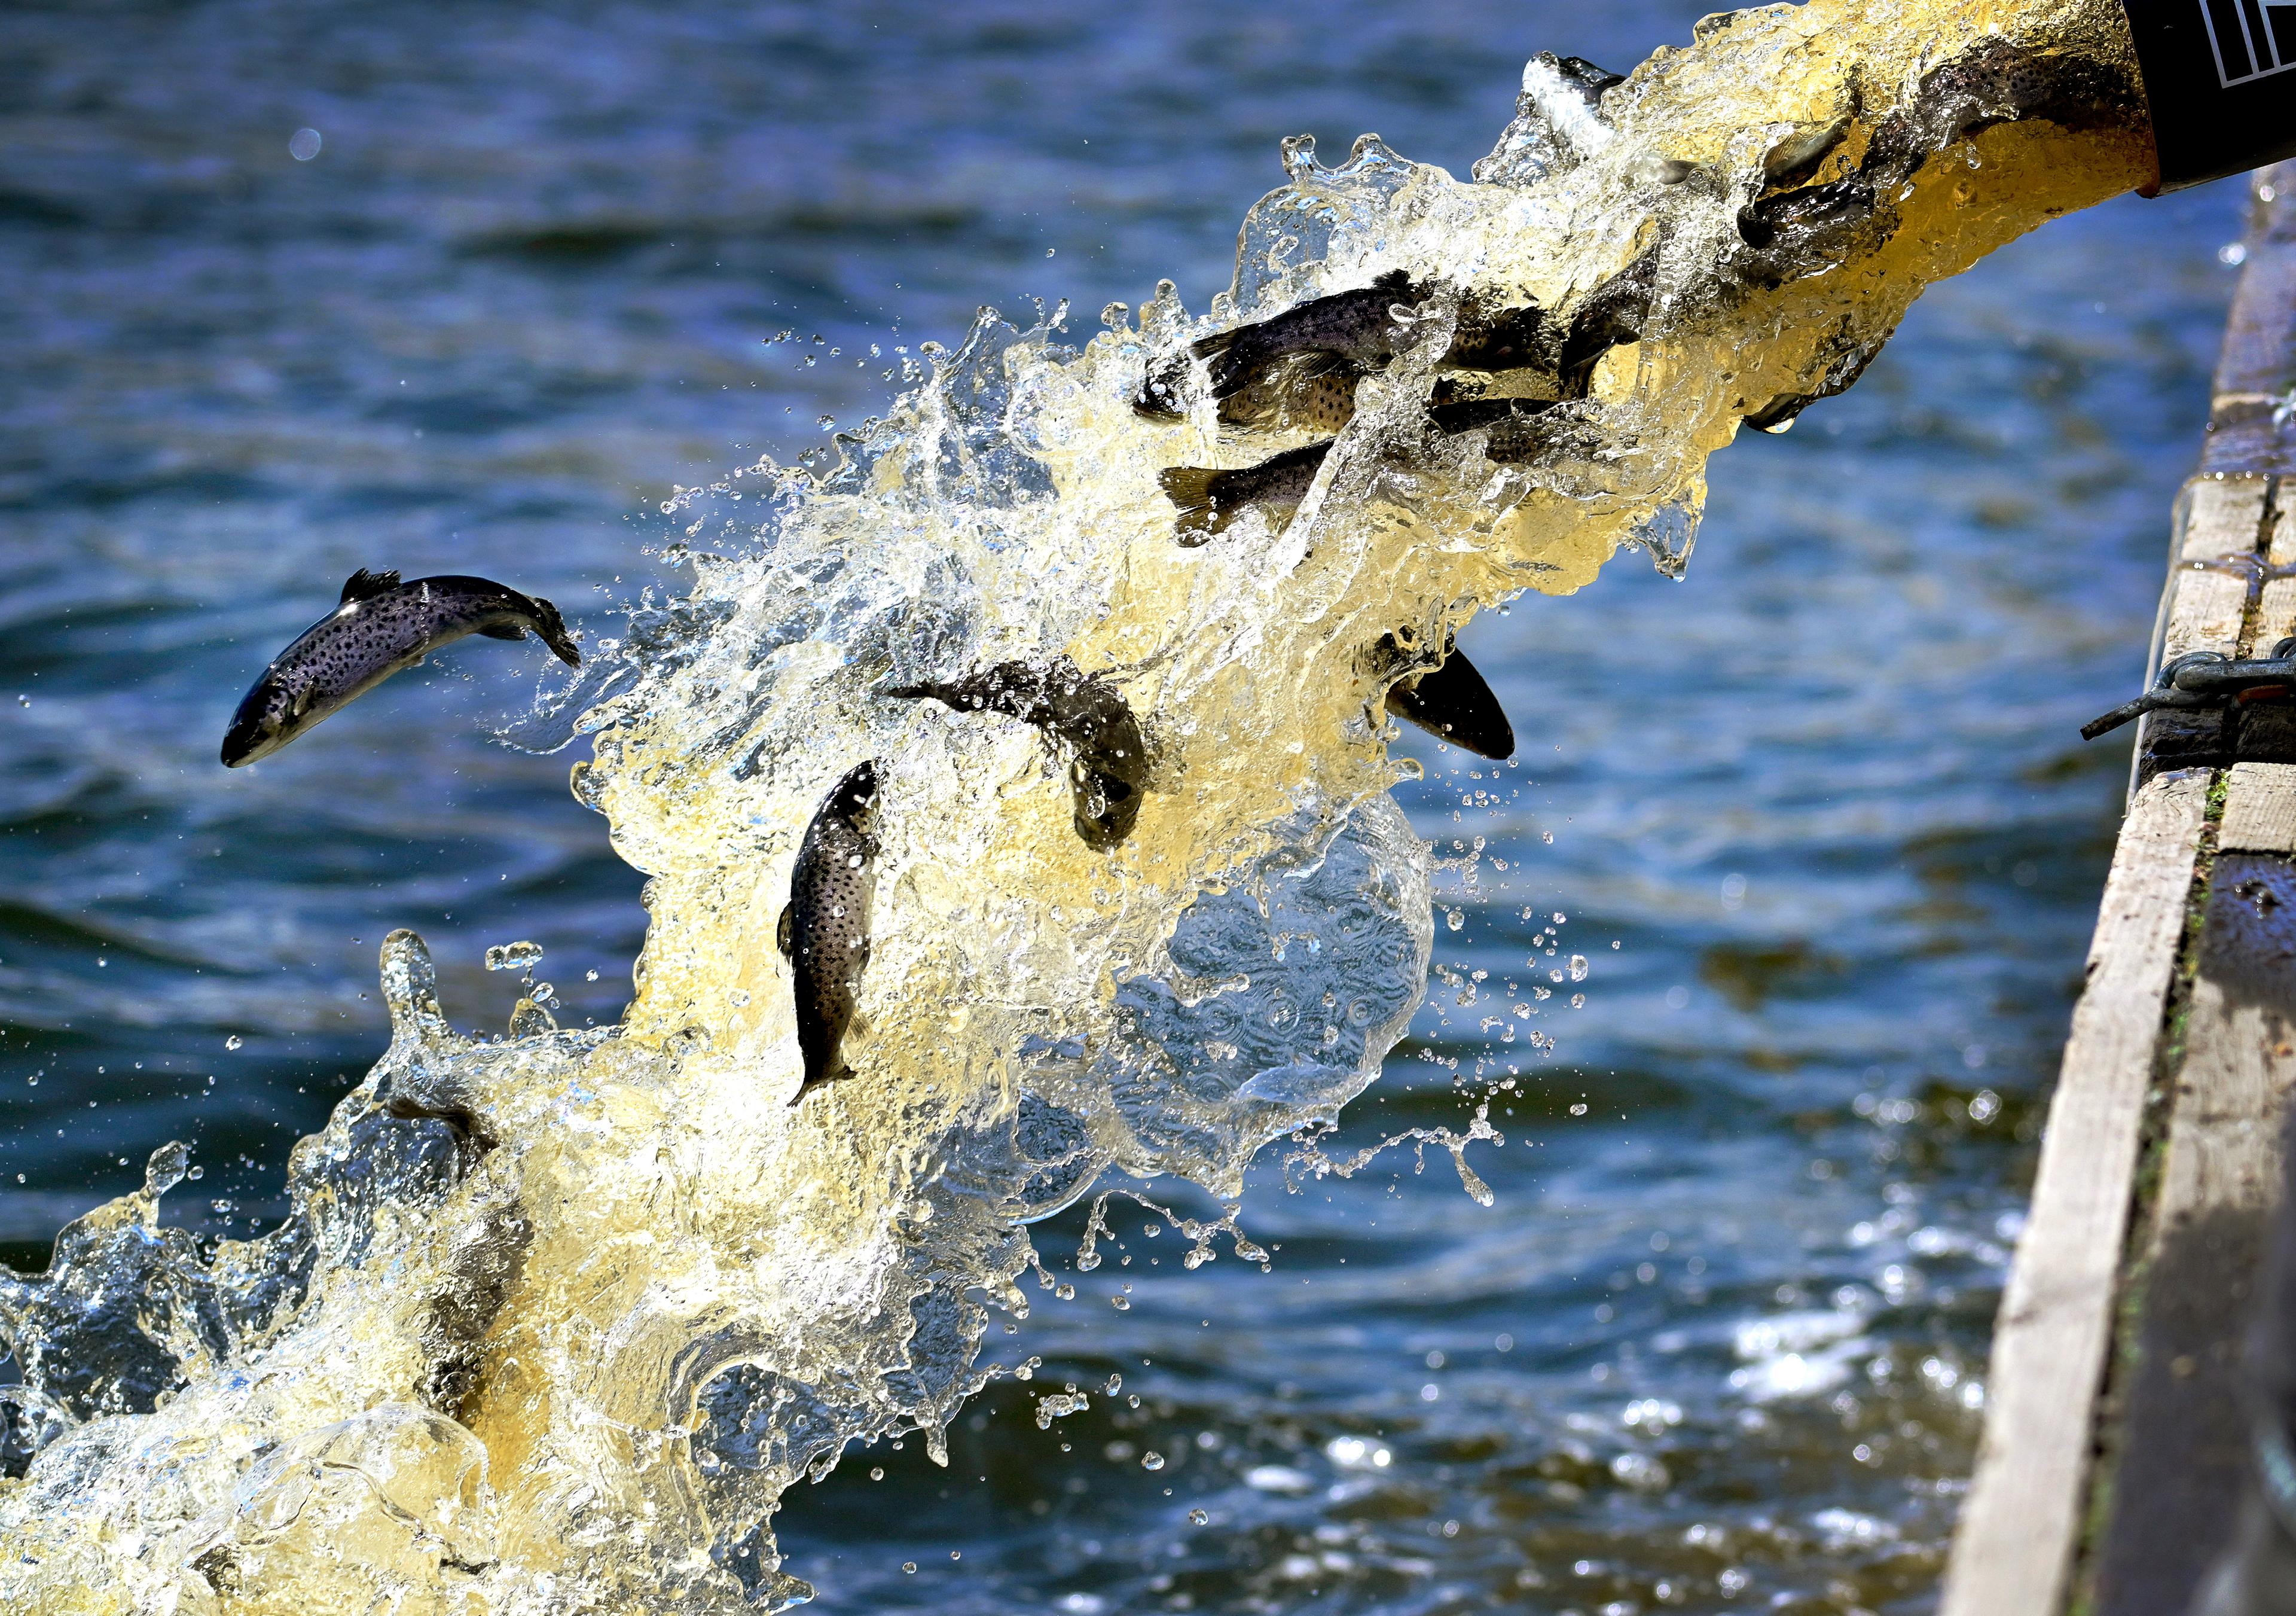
1281 349 1354 383
290 682 315 718
775 902 795 960
340 568 401 603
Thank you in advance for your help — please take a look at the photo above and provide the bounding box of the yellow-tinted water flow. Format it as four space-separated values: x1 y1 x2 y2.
0 2 2158 1608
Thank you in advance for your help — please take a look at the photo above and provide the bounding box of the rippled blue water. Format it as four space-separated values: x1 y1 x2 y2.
0 3 2250 1610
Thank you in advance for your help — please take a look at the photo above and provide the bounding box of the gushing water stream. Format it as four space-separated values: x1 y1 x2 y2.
0 2 2158 1608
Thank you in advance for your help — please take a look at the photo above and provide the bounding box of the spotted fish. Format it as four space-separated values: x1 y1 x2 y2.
886 658 1147 850
777 761 881 1106
1136 258 1645 431
1156 441 1332 542
1155 397 1599 539
221 569 579 766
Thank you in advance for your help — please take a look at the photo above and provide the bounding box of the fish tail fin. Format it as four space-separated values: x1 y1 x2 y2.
524 596 582 667
1187 327 1239 364
789 1057 859 1107
1158 466 1231 542
1387 648 1516 761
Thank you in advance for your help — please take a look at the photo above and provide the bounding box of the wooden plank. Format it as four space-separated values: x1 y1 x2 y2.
2183 478 2273 566
2142 478 2272 780
2219 762 2296 853
2159 566 2252 661
2166 476 2268 663
2200 161 2296 478
1952 163 2296 1616
2090 780 2296 1613
1938 770 2210 1616
2255 500 2296 657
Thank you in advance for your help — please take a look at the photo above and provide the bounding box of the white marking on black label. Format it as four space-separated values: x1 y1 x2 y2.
2203 0 2296 87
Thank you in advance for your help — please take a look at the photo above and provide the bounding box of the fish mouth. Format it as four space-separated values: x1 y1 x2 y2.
220 709 286 767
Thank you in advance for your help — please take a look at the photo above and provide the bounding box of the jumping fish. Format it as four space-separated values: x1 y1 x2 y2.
1425 395 1602 464
1156 397 1600 538
1157 441 1333 542
1191 268 1422 403
1134 270 1425 424
221 570 579 767
886 658 1147 849
778 761 881 1105
1138 250 1650 431
1210 364 1362 435
1371 633 1516 761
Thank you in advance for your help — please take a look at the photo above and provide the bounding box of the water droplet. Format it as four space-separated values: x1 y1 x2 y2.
1141 1452 1165 1471
869 1467 884 1481
1569 954 1589 981
224 1035 243 1051
901 1562 917 1575
1189 1509 1207 1525
289 127 322 161
485 941 544 972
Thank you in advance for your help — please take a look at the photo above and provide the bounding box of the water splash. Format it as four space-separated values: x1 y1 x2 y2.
0 1 2152 1607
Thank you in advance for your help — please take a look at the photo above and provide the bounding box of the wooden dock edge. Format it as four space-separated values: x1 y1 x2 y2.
1940 162 2296 1616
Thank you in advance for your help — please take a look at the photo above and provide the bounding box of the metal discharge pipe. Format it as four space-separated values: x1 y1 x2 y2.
2120 0 2296 189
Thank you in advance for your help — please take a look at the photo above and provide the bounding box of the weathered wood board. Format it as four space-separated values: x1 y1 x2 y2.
1941 159 2296 1616
1938 775 2208 1616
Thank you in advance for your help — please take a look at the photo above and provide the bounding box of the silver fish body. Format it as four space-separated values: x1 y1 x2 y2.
221 569 579 766
777 761 881 1105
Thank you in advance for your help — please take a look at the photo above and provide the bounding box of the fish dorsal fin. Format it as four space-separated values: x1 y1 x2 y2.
776 901 795 961
340 568 401 604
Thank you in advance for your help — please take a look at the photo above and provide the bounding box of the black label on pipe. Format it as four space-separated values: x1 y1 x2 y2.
2123 1 2296 190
